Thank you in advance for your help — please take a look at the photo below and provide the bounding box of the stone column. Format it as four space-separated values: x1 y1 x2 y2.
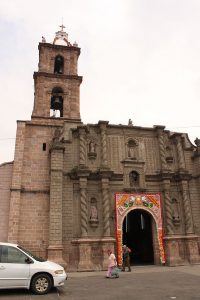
155 126 168 171
102 178 111 237
99 121 109 168
79 178 88 237
162 180 184 265
176 135 185 170
8 122 26 243
78 126 87 167
48 144 66 267
180 180 194 235
163 180 174 235
193 138 200 192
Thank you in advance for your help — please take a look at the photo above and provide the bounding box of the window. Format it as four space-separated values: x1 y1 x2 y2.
54 55 64 74
50 87 64 117
0 246 28 264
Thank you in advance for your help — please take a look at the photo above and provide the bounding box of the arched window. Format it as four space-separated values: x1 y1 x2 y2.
50 87 63 117
54 55 64 74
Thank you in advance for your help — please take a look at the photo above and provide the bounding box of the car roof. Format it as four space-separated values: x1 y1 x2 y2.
0 242 18 247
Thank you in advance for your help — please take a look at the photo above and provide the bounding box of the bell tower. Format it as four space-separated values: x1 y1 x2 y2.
32 25 82 120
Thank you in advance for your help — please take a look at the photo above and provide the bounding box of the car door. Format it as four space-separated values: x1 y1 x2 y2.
0 245 30 288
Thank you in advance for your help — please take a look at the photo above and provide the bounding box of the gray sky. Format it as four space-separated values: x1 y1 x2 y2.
0 0 200 164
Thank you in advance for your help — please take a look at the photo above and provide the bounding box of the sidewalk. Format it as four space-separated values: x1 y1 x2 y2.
68 264 200 278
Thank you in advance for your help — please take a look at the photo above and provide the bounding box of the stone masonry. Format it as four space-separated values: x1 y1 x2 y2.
0 27 200 271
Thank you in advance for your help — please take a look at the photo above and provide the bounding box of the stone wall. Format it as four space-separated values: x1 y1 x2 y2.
0 161 13 241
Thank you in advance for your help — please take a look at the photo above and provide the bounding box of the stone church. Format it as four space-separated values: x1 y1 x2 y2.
0 27 200 271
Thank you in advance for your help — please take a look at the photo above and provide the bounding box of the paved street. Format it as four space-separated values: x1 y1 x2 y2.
1 265 200 299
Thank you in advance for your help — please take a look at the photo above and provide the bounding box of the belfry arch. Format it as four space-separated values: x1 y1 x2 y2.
115 193 165 266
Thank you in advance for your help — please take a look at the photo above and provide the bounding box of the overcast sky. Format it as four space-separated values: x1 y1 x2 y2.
0 0 200 164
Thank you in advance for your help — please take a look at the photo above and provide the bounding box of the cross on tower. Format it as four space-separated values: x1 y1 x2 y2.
60 24 65 31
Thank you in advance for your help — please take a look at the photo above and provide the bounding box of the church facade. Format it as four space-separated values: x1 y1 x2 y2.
0 27 200 271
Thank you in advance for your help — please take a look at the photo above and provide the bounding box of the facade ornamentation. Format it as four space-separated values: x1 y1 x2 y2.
0 27 199 271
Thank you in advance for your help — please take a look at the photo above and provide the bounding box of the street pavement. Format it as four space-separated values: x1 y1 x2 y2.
1 265 200 299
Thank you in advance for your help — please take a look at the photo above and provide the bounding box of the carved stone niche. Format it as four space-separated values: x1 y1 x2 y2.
166 145 174 163
121 159 146 191
126 138 138 160
88 139 97 160
89 197 99 227
172 198 180 226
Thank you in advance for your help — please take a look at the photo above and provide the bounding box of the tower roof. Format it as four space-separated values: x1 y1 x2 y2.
53 24 72 46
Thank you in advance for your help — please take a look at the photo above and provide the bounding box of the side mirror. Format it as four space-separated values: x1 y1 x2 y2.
25 257 33 264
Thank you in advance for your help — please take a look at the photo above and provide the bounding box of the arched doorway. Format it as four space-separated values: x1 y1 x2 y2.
115 193 165 266
122 209 154 265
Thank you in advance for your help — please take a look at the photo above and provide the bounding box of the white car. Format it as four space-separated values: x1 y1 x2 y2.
0 242 67 294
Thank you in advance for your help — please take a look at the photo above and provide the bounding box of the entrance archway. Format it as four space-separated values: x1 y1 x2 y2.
122 209 154 265
115 193 165 266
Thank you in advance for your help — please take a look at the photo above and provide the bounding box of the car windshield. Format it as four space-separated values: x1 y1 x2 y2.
18 246 46 262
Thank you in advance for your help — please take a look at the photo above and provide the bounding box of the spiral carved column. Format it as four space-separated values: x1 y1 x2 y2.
80 179 88 237
158 132 167 171
181 181 194 234
102 179 110 236
176 136 185 170
99 122 108 168
79 127 87 167
163 189 174 235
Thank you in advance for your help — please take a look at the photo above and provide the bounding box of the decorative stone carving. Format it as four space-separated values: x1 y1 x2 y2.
163 187 174 235
166 145 174 163
172 198 180 226
127 139 137 159
194 138 200 157
88 139 97 159
89 197 99 227
129 171 139 187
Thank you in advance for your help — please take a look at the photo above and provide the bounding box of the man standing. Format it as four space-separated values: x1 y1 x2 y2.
122 245 131 272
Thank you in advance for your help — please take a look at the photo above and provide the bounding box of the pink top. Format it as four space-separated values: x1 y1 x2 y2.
108 253 116 267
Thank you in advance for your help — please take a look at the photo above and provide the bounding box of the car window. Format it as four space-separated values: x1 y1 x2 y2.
0 246 28 264
18 246 46 262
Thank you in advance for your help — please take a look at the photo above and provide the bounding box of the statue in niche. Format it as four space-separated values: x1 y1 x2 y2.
172 198 180 226
128 139 137 159
90 205 98 221
128 147 135 158
88 139 97 159
89 140 96 153
89 198 99 227
129 171 139 187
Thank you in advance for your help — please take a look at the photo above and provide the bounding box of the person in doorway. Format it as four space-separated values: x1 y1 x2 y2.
122 245 131 272
106 249 118 278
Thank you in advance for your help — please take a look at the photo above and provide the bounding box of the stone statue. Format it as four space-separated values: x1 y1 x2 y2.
128 147 135 158
129 171 139 187
90 204 98 221
89 140 96 153
128 119 133 126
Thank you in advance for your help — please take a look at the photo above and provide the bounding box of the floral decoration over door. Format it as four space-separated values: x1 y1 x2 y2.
115 193 165 266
